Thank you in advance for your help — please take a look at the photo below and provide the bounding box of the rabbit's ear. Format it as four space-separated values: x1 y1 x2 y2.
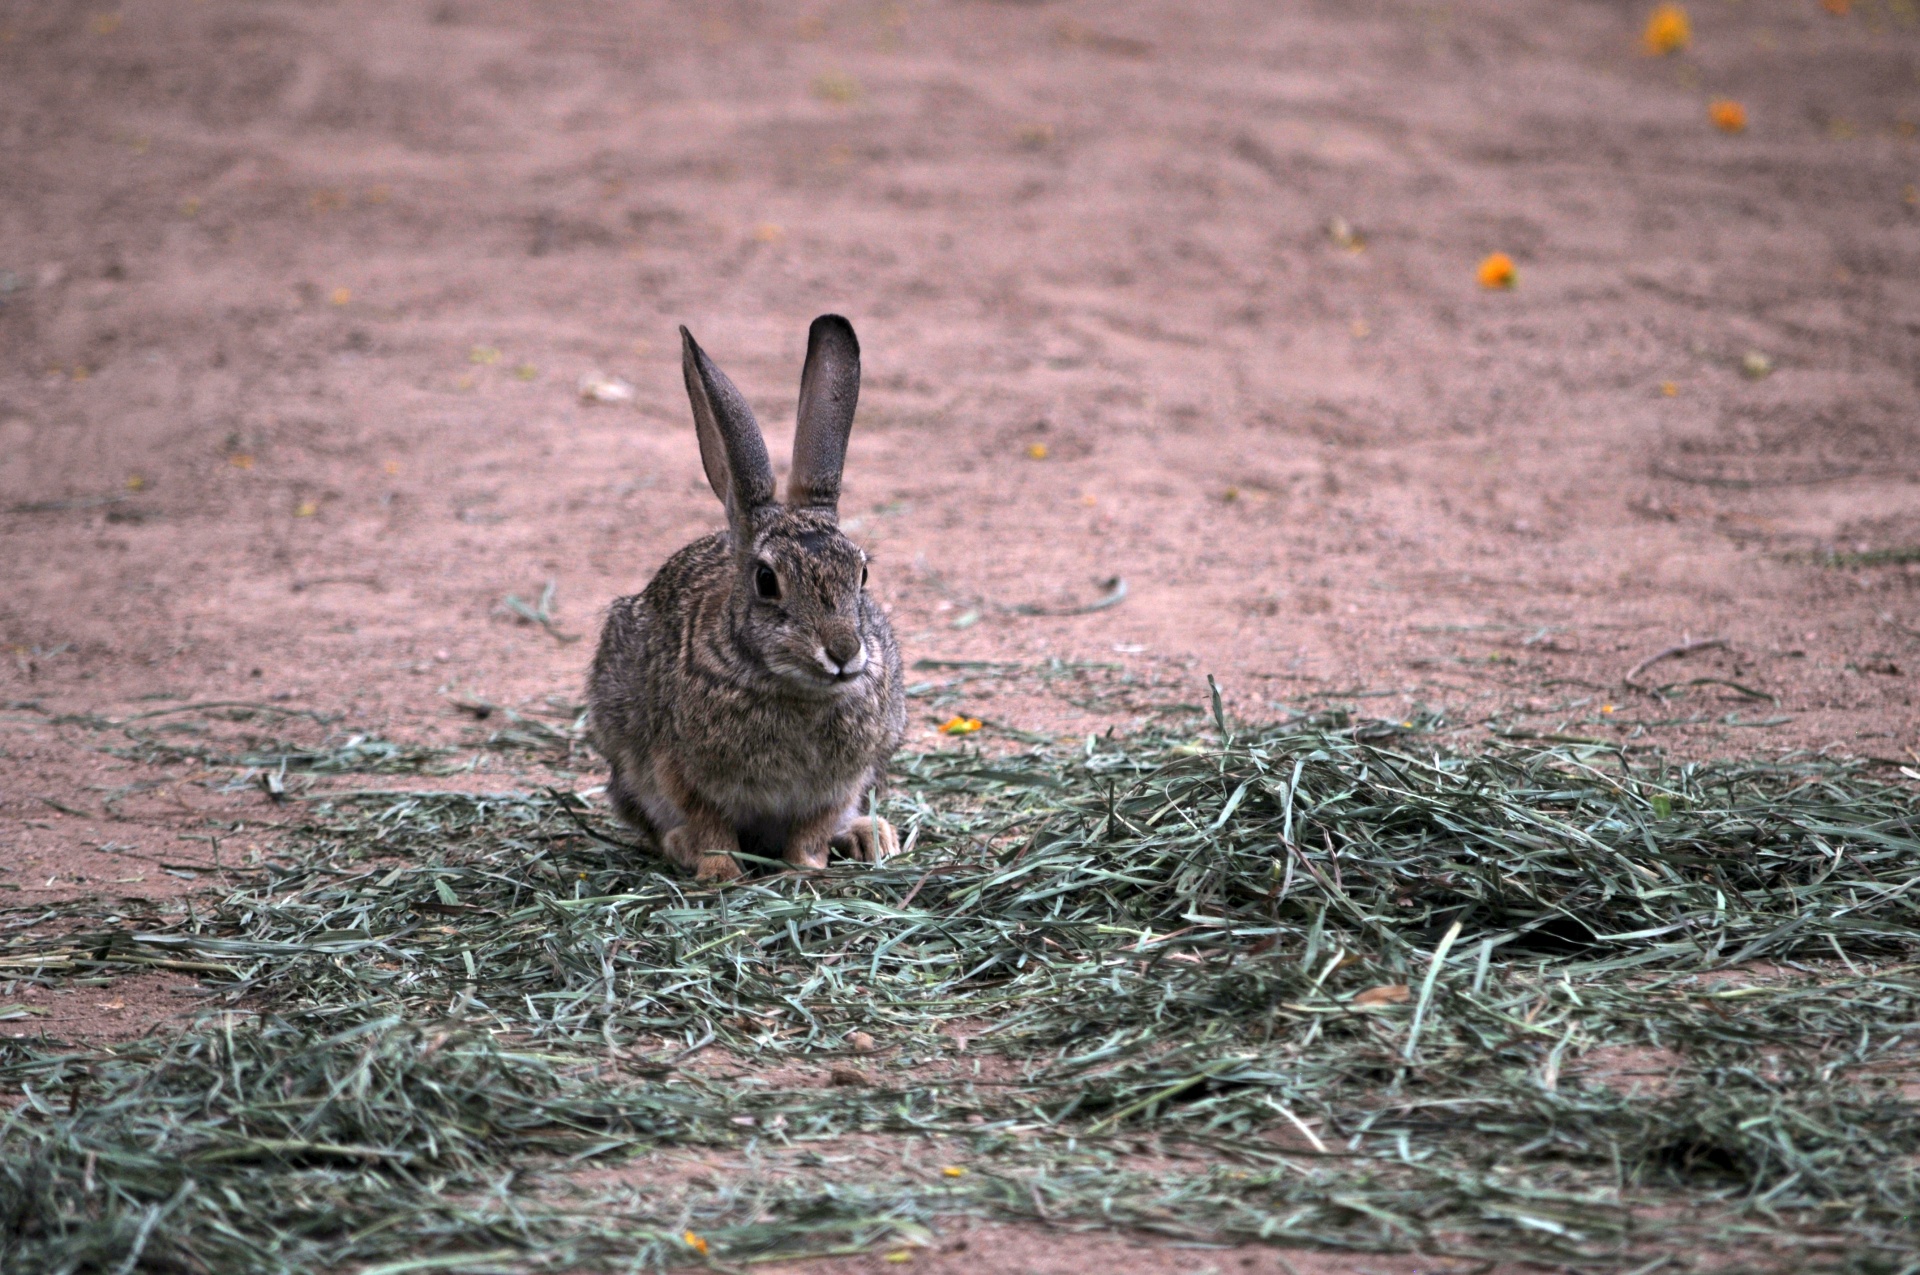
681 326 775 528
788 314 861 516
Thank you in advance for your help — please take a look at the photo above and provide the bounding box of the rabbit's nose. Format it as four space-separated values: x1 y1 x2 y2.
821 632 867 678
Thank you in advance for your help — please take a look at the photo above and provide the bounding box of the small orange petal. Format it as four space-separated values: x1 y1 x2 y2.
1709 99 1747 133
1352 984 1411 1006
1025 442 1049 460
1476 253 1517 289
939 716 984 735
1642 4 1690 55
683 1230 709 1256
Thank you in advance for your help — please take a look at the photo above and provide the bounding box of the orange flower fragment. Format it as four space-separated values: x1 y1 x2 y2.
939 716 983 735
1709 99 1746 133
942 1165 968 1177
1352 984 1411 1007
1821 0 1851 14
683 1230 709 1256
1025 442 1049 460
1642 4 1690 55
1476 253 1516 289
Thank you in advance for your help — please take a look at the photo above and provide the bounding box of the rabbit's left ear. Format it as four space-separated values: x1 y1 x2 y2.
788 314 861 517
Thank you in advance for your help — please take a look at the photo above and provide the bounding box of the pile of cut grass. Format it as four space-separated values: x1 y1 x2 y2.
4 699 1919 1273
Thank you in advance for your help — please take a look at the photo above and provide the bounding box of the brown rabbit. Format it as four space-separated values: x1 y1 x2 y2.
586 315 905 881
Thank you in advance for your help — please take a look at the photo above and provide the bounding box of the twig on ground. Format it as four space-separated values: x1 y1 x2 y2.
1005 576 1128 617
1624 638 1728 689
6 493 128 514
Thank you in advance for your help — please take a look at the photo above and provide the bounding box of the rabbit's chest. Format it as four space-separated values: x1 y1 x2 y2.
684 695 878 818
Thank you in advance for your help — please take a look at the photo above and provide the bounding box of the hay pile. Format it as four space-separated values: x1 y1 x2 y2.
5 700 1918 1271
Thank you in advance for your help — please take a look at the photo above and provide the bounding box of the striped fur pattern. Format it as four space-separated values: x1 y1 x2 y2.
586 316 905 880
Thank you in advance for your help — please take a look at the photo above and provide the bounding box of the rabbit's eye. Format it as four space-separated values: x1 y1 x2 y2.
754 563 781 601
860 564 869 588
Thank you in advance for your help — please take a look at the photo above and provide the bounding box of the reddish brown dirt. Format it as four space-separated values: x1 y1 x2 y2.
0 969 203 1044
4 0 1920 897
2 0 1917 1267
754 1220 1498 1275
571 1135 1522 1275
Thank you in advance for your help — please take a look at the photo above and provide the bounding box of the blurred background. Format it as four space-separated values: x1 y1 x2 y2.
1 0 1916 760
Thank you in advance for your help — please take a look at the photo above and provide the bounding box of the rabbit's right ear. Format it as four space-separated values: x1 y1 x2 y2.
681 326 776 529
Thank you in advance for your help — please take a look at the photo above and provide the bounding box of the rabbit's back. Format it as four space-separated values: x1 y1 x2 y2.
585 531 722 792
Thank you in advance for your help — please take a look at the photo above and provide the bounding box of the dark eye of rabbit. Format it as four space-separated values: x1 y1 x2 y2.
754 563 780 601
860 564 868 588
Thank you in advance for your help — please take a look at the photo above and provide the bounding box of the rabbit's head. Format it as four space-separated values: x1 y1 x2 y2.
682 315 880 696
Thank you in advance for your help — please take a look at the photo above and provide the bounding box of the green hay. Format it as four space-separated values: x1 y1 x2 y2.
4 702 1919 1272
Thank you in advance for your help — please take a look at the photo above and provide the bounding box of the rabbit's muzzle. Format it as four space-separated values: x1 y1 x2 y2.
817 627 867 681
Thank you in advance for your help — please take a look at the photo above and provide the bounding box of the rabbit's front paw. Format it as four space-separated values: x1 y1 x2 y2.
784 832 831 872
664 826 742 882
835 815 898 864
695 852 743 881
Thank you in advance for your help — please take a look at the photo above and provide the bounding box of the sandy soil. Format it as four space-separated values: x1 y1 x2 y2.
2 0 1917 1266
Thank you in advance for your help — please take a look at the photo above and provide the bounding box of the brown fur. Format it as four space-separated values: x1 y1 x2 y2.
585 317 905 880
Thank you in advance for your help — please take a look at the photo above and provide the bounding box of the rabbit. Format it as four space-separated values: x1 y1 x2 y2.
586 314 906 882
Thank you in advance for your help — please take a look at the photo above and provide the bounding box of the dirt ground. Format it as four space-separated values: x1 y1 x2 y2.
2 0 1918 1267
